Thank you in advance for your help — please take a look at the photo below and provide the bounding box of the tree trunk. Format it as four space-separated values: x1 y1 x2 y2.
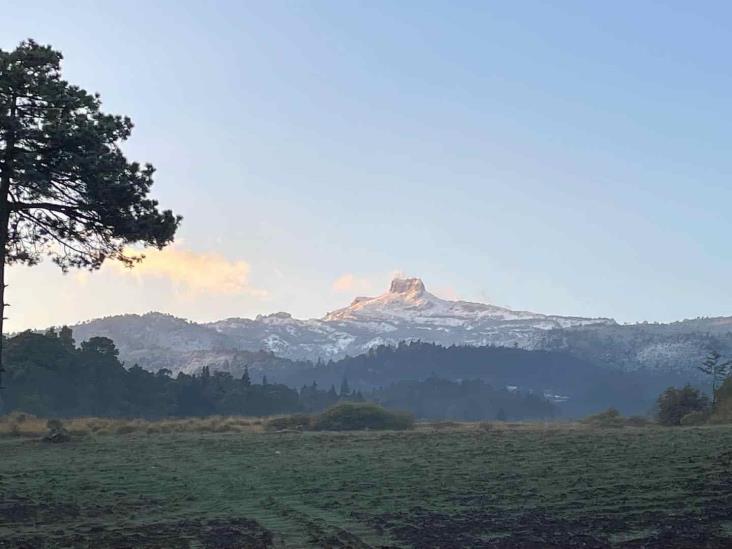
0 94 15 413
0 247 5 414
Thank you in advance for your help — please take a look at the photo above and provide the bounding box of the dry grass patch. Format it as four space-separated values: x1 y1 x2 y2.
0 412 657 439
0 414 266 438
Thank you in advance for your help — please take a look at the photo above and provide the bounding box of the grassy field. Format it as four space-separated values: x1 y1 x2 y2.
1 423 731 548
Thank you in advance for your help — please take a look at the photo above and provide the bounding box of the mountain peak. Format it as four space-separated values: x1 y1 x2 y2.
389 277 425 295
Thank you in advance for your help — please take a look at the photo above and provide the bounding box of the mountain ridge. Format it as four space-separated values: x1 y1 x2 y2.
67 277 732 376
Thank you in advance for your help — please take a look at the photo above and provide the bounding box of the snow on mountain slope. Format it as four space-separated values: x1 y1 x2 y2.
70 278 615 370
304 277 615 360
324 277 611 328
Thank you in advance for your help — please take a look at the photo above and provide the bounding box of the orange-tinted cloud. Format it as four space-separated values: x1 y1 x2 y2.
332 273 374 294
109 245 268 298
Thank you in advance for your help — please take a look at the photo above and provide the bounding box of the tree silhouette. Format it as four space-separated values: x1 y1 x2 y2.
58 325 74 349
241 366 252 387
656 385 709 425
697 350 732 406
80 336 119 357
0 40 180 397
339 377 351 398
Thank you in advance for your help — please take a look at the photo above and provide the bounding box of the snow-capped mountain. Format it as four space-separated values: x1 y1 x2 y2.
205 277 615 362
70 276 732 376
324 277 612 329
73 277 617 371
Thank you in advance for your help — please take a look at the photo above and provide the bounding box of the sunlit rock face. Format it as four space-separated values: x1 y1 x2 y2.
389 277 425 295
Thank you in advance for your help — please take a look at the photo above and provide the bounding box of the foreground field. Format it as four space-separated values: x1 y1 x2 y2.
1 424 731 548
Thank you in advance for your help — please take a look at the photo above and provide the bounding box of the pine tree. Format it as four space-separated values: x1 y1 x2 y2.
241 366 251 387
59 326 75 349
697 350 732 406
0 40 180 398
339 377 351 398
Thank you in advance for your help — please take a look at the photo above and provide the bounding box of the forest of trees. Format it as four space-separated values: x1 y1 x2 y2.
269 341 693 417
0 329 556 420
372 377 556 421
1 329 302 418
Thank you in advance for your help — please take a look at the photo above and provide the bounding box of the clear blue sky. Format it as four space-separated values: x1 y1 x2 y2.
3 1 732 330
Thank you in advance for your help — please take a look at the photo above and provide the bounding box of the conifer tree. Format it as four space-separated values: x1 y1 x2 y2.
339 377 351 398
697 350 732 406
0 40 180 395
241 366 251 387
58 326 75 349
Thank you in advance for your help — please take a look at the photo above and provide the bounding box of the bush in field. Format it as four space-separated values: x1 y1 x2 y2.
43 419 71 443
265 414 313 431
313 402 414 431
710 377 732 424
582 408 625 428
656 385 709 426
582 409 654 428
680 411 709 426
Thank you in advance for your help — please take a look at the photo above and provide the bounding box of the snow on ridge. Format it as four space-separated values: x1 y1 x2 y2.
323 277 612 328
73 276 623 368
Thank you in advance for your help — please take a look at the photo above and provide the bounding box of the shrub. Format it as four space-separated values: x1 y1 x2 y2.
313 402 414 431
43 419 71 443
656 385 709 426
582 408 625 428
47 419 64 431
710 377 732 424
680 411 709 426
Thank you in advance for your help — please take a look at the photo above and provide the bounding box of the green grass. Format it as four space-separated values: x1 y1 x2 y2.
1 425 731 547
